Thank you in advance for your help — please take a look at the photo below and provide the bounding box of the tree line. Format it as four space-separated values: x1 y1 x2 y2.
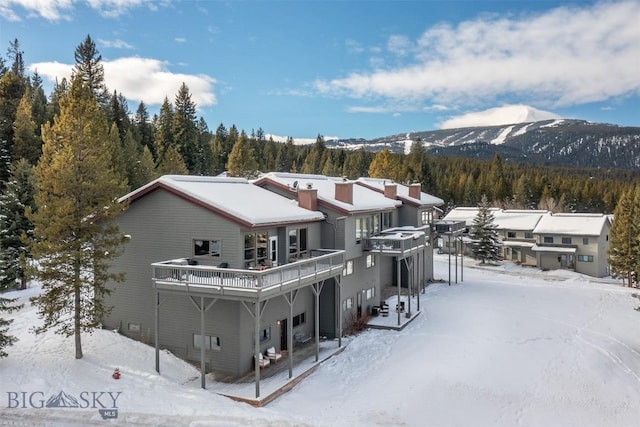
0 35 638 359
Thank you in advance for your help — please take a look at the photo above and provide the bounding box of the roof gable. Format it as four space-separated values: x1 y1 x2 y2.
120 175 325 228
533 213 609 236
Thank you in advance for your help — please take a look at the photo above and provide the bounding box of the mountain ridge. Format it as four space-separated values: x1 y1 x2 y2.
326 119 640 170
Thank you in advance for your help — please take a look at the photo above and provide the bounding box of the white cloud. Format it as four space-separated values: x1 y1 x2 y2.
387 35 411 56
439 104 561 129
29 56 217 107
0 0 160 21
0 0 74 21
174 37 187 43
314 1 640 109
98 38 133 49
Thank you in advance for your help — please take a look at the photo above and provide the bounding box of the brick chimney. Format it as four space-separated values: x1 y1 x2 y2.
298 187 318 211
384 183 397 200
408 183 421 199
335 181 353 204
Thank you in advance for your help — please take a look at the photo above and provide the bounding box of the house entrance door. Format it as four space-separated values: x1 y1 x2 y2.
356 292 362 318
280 318 287 351
560 254 568 268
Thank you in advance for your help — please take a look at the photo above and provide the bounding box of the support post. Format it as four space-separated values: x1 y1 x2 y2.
337 277 342 348
448 234 451 286
397 257 401 326
254 301 260 399
200 297 205 389
155 291 160 374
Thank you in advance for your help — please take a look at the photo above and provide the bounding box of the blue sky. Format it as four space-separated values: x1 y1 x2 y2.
1 0 638 141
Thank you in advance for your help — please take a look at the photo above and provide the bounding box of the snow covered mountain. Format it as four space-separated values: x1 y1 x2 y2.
327 119 640 170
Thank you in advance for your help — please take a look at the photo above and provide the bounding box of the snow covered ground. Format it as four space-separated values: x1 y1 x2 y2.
1 254 639 426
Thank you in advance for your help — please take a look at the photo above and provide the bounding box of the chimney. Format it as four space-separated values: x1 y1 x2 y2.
384 183 397 200
298 188 318 211
335 181 353 204
408 183 421 199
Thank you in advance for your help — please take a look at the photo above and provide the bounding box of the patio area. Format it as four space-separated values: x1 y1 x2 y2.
367 293 422 330
201 339 348 406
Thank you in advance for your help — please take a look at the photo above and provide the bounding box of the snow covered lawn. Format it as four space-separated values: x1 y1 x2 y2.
1 255 639 426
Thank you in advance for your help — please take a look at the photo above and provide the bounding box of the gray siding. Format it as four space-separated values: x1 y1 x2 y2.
104 188 327 376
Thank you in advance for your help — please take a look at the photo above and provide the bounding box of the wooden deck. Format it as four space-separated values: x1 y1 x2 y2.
203 339 346 406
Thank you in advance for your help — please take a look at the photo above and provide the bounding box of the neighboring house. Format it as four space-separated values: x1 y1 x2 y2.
532 213 611 277
104 174 444 397
495 210 550 266
442 208 611 278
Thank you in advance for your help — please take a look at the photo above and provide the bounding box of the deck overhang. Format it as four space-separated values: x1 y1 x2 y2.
363 226 430 259
151 249 345 302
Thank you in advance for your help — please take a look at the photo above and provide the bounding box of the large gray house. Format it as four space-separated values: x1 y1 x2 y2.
103 174 444 397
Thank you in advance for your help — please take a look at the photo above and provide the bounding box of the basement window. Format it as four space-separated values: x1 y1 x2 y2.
193 334 221 350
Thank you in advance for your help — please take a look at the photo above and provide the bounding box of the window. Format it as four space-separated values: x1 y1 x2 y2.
543 236 554 244
293 312 306 327
356 215 381 241
194 239 221 257
260 327 271 343
366 287 376 300
193 334 221 350
127 323 140 333
507 231 516 238
525 232 534 239
562 237 572 244
583 237 589 245
381 212 392 230
342 297 353 311
288 228 308 260
343 260 354 276
578 255 594 262
244 232 268 268
421 210 431 225
366 254 375 268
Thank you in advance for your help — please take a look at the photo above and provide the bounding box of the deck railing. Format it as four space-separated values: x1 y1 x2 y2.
363 227 429 255
152 249 344 292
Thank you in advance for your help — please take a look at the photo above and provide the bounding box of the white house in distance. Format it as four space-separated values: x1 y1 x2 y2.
532 213 611 278
442 208 611 278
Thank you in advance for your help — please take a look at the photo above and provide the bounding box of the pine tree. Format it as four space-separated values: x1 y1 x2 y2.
0 71 27 184
12 93 40 164
609 185 640 287
403 138 428 184
153 97 174 164
28 75 128 359
72 35 109 106
227 130 258 178
0 159 36 290
470 194 501 264
133 101 154 158
301 134 325 174
368 149 401 181
0 294 22 358
28 71 48 137
173 83 199 173
155 145 188 176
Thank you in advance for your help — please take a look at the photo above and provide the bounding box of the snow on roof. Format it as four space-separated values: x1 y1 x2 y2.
443 208 549 230
533 213 609 236
496 210 550 230
442 207 484 225
120 175 325 227
355 177 444 206
261 172 401 213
